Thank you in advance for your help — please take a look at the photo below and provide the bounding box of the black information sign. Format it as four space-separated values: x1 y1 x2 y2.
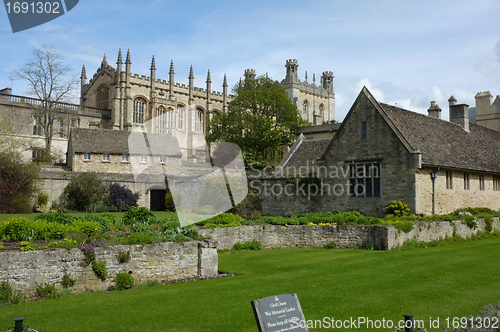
251 293 309 332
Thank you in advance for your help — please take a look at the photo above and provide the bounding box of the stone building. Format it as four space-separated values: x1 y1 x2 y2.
248 87 500 216
320 87 500 215
0 52 334 163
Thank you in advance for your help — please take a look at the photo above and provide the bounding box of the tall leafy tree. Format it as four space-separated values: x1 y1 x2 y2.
10 44 78 159
207 75 309 167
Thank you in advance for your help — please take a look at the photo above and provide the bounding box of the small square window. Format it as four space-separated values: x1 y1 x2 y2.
103 153 110 162
122 154 129 163
83 152 91 161
160 156 166 164
141 155 148 163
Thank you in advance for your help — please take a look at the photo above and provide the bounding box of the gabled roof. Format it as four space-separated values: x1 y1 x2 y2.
69 128 182 157
321 87 500 173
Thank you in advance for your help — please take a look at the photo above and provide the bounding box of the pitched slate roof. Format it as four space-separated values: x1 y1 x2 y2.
380 102 500 173
69 128 182 157
279 136 331 170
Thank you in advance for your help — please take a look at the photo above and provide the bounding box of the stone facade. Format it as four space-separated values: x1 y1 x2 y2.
0 91 110 161
475 91 500 131
415 168 500 215
0 240 217 296
279 59 335 125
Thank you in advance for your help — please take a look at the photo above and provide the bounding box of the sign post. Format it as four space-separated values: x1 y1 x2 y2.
251 293 309 332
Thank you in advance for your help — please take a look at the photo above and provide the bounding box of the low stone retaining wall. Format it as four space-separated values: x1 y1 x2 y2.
199 224 389 250
199 217 500 250
389 217 500 248
0 240 217 296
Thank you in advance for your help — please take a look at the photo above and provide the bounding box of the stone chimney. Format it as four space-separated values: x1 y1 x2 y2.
427 101 442 119
474 91 500 131
450 103 469 131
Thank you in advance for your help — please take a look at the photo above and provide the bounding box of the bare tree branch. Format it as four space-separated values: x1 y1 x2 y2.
10 44 78 159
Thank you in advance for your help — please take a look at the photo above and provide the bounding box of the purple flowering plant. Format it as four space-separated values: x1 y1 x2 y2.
82 240 116 264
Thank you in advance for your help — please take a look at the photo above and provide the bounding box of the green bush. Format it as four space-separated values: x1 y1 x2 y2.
117 233 156 245
36 283 58 299
0 151 38 214
232 240 261 251
91 259 108 281
123 206 156 224
114 272 135 290
0 281 13 303
61 172 108 211
164 192 179 212
198 213 244 228
48 239 78 250
70 220 101 237
61 274 76 288
117 251 131 264
38 210 74 224
323 241 336 249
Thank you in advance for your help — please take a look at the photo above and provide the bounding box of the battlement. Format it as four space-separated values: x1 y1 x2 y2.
286 59 298 66
475 91 492 97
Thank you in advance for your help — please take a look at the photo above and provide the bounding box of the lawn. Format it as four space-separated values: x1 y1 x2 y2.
0 239 499 331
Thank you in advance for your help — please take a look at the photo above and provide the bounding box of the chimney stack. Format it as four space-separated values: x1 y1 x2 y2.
427 101 442 119
450 103 470 131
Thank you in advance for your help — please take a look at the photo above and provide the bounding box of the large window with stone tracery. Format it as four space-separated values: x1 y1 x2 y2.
96 86 109 109
133 98 146 124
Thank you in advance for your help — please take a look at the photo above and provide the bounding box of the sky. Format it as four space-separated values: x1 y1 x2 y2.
0 0 499 122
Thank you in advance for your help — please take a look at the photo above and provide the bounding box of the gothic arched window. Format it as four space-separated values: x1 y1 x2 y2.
195 109 203 132
133 98 146 124
318 104 324 116
177 105 184 129
166 107 174 134
157 106 166 133
96 86 109 109
303 101 308 115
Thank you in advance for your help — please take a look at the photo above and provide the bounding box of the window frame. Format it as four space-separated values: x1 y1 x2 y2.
122 154 129 163
446 171 453 189
133 98 146 124
349 162 381 198
140 155 148 164
102 153 110 162
83 152 91 161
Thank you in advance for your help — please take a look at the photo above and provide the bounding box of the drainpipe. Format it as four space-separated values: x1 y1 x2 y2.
430 168 439 215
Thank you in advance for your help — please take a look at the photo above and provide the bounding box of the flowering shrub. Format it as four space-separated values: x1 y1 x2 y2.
384 200 410 216
107 183 139 212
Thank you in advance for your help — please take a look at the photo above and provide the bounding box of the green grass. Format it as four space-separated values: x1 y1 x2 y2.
0 211 176 222
1 239 499 331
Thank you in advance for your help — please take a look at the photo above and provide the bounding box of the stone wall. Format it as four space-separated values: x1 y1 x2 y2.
0 240 217 296
199 217 500 251
389 217 500 248
199 224 389 250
